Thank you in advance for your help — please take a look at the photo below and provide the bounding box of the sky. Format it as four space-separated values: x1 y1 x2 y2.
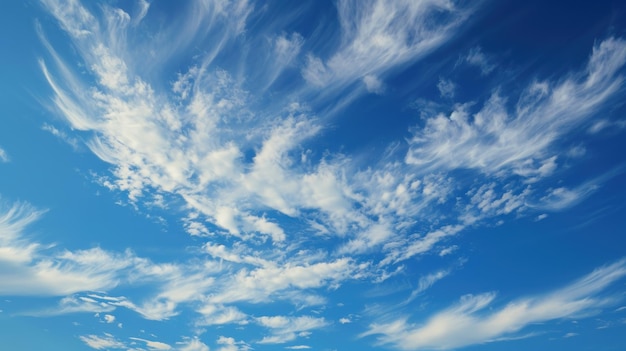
1 0 626 350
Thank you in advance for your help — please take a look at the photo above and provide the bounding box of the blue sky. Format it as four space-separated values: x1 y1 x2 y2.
1 0 626 350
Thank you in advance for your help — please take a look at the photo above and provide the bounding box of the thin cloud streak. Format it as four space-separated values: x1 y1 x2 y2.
0 147 9 163
406 38 626 178
303 0 472 92
362 259 626 350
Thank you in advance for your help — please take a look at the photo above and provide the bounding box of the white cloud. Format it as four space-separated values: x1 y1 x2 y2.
27 295 116 317
215 336 251 351
257 32 304 91
465 46 495 75
129 337 172 350
132 0 150 26
406 38 626 178
588 119 626 134
363 259 626 350
0 147 9 163
531 168 622 211
177 337 210 351
437 78 455 98
439 245 458 257
303 0 472 91
80 334 126 350
32 2 626 348
34 0 483 294
339 317 352 324
103 314 116 323
0 202 138 296
210 258 355 304
0 199 223 322
257 315 327 344
196 304 248 326
537 185 597 211
42 123 80 149
363 75 385 94
286 346 312 350
381 225 465 266
406 269 451 302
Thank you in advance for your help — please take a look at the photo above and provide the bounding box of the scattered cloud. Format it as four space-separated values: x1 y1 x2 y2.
407 38 626 178
103 314 116 323
437 78 456 98
381 225 465 266
129 337 172 350
257 315 327 344
363 259 626 350
532 167 624 211
406 269 451 302
196 304 248 326
363 75 385 94
42 123 80 149
0 147 9 163
439 245 458 257
466 46 495 75
22 1 626 350
80 334 126 350
588 119 626 134
302 0 472 92
215 336 251 351
177 337 210 351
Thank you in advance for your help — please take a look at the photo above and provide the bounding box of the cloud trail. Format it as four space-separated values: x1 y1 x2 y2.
363 259 626 350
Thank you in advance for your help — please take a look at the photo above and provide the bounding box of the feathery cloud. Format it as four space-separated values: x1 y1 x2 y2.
406 38 626 178
0 147 9 163
363 259 626 350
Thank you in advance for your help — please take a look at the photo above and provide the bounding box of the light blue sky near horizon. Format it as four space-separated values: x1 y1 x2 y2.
1 1 626 350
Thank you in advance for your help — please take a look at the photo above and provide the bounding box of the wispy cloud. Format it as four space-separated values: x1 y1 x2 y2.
30 1 626 349
437 78 456 98
36 1 625 292
80 334 126 350
177 337 210 351
81 333 208 351
0 199 204 320
406 38 626 178
303 0 472 93
0 147 9 163
406 269 451 303
215 336 251 351
256 315 327 344
363 259 626 350
129 337 173 350
42 123 80 149
531 167 624 211
465 46 495 75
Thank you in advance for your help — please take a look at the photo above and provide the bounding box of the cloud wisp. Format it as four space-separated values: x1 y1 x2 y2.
407 38 626 179
363 259 626 350
0 147 9 163
303 0 472 92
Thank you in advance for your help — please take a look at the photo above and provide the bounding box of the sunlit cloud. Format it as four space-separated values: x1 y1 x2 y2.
2 1 624 350
363 259 626 350
0 147 9 163
406 38 626 177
